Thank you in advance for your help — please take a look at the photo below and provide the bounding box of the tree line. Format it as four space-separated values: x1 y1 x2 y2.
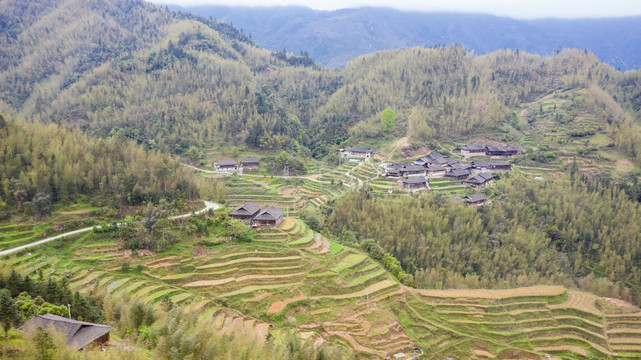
0 115 199 219
327 173 641 304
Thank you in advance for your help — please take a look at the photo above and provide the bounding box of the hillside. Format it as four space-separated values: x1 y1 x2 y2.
4 0 641 358
3 204 641 359
3 0 641 172
171 5 641 70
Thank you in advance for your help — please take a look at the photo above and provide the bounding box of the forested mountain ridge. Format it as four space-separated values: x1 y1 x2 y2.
170 5 641 70
3 0 641 170
0 0 317 155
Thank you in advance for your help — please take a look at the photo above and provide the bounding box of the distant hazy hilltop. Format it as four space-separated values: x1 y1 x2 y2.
170 5 641 70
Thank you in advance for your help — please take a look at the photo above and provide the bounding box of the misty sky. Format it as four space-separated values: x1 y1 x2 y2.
150 0 641 19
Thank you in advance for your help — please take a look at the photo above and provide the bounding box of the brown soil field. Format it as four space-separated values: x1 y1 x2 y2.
268 290 306 313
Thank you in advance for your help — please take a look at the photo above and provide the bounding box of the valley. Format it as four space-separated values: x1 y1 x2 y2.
2 0 641 359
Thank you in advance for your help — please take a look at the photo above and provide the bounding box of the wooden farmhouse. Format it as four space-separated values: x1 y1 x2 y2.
473 160 511 171
485 146 523 157
462 143 524 157
346 147 375 158
240 157 260 170
464 193 488 205
230 202 261 223
444 169 470 181
400 176 428 190
449 162 473 171
399 165 426 177
214 159 238 172
20 314 112 350
425 164 446 178
461 144 486 156
252 206 284 228
465 172 495 188
422 153 450 167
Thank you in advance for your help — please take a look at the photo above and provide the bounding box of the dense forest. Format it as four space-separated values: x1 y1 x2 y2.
0 115 199 219
328 174 641 303
3 0 641 163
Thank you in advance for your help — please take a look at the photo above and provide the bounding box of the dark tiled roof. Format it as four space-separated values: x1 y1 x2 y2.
465 193 488 203
254 206 284 222
445 169 469 177
426 164 446 171
215 159 238 166
466 172 494 184
485 146 504 152
230 202 261 216
423 153 448 164
401 176 427 184
21 314 112 350
241 157 260 164
450 162 472 170
462 144 485 151
401 165 426 172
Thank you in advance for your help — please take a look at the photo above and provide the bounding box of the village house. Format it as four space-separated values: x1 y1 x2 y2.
425 164 446 178
252 206 284 228
346 147 375 158
20 314 113 350
444 169 470 181
399 165 427 177
461 144 486 156
229 202 262 223
385 166 402 177
465 172 495 188
400 176 428 190
421 153 450 167
213 159 238 172
464 193 488 205
240 157 260 170
485 146 523 157
473 160 512 171
449 162 473 171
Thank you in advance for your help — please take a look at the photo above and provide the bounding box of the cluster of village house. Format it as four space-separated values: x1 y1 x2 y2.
213 157 260 172
345 144 522 205
229 202 284 228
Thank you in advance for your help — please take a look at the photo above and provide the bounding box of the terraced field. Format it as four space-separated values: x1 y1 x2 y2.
3 216 413 358
220 175 300 209
397 287 641 359
5 215 641 359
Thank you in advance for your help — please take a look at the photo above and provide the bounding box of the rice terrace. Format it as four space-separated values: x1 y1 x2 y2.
3 162 641 359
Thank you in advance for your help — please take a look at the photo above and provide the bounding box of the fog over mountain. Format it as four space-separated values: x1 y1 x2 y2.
168 5 641 70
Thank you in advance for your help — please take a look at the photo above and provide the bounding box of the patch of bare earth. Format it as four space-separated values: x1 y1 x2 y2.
268 290 306 313
606 297 638 309
536 345 588 357
280 187 298 196
473 349 496 358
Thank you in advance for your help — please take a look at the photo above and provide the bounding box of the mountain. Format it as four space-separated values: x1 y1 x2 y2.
169 5 641 70
3 0 641 168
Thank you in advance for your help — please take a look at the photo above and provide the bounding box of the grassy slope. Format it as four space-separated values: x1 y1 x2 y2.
5 207 641 359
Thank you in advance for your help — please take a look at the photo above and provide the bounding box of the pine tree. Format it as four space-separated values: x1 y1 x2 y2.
0 289 21 338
